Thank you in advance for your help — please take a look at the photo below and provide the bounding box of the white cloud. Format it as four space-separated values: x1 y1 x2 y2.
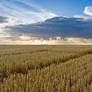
74 15 88 19
0 0 57 25
73 6 92 20
84 6 92 16
73 15 92 21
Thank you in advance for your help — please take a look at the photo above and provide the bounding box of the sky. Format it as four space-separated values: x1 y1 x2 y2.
0 0 92 45
31 0 92 17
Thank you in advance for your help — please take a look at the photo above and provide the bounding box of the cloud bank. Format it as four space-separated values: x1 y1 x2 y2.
0 36 92 45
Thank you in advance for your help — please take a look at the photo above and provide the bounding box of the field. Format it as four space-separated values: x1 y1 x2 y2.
0 45 92 92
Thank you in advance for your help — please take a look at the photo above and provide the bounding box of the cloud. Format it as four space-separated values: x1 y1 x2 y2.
84 6 92 16
5 16 92 40
0 0 57 44
3 16 92 45
73 6 92 20
0 16 8 23
73 15 91 20
0 0 57 25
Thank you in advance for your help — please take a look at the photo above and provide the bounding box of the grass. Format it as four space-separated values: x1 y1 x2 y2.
0 45 92 92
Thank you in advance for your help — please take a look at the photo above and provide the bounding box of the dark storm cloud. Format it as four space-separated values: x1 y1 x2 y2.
4 17 92 40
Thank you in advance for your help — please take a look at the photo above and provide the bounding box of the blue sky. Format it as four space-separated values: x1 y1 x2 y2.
32 0 92 17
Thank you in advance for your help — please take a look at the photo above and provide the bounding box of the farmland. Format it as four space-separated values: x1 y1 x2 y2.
0 45 92 92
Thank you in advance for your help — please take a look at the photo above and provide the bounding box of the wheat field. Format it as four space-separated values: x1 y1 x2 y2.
0 45 92 92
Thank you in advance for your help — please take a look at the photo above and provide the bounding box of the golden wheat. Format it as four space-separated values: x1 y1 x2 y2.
0 45 92 92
